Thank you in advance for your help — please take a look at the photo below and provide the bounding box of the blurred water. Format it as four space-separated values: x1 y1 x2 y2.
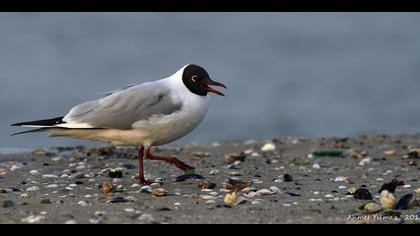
1 13 420 149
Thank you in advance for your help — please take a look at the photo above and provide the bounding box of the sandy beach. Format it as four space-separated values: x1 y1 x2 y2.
0 134 419 224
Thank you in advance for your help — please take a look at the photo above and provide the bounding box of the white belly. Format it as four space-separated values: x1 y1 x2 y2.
49 95 209 147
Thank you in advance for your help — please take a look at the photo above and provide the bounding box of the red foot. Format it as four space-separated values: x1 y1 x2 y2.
145 148 195 172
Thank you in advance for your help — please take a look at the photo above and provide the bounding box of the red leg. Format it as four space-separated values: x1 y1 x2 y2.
138 147 153 185
145 148 195 173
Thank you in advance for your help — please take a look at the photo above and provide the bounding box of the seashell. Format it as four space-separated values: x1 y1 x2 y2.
364 202 383 214
261 143 276 152
225 153 247 164
384 150 396 156
224 192 237 205
380 190 396 210
354 188 373 200
241 187 258 194
396 193 416 210
269 186 281 193
140 185 152 193
334 176 349 183
378 179 405 193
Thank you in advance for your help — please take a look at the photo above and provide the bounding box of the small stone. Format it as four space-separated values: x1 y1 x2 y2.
1 200 15 208
154 178 165 184
78 201 89 206
21 215 46 224
209 170 219 175
229 172 242 177
51 157 64 162
384 150 396 156
261 143 276 152
109 197 128 204
150 183 161 188
102 182 111 194
42 174 58 179
108 169 123 178
338 185 347 189
65 220 77 224
131 184 141 188
202 195 217 200
46 184 58 189
40 198 52 204
403 184 412 188
325 194 334 198
140 186 152 193
151 188 167 197
334 176 349 183
283 174 293 182
29 170 40 175
251 199 263 205
415 188 420 194
312 163 321 169
26 186 40 192
359 157 372 166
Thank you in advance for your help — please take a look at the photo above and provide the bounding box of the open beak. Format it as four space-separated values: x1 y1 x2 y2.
202 79 227 96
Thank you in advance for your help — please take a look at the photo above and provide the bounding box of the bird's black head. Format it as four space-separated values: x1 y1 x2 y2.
182 64 226 97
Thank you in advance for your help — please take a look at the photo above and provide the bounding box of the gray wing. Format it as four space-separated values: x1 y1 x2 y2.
62 82 182 129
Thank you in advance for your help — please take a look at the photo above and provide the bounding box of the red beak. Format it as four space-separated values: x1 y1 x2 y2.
203 80 227 96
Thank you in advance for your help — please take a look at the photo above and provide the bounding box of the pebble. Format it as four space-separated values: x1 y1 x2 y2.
26 186 40 192
209 169 220 175
251 199 263 205
312 163 321 169
359 157 372 166
140 186 152 193
415 188 420 194
46 184 58 189
261 143 276 152
131 184 141 188
283 174 293 182
21 215 46 224
51 157 64 162
403 184 412 188
154 178 165 184
42 174 58 179
40 198 52 204
324 194 334 198
382 170 393 176
29 170 40 175
334 176 349 183
150 183 161 188
151 188 168 197
65 220 78 224
338 185 347 189
78 201 88 207
202 195 217 200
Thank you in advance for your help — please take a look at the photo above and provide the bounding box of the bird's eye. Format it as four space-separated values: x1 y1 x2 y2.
191 75 198 82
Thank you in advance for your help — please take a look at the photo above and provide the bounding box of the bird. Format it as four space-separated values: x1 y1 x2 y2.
12 64 226 185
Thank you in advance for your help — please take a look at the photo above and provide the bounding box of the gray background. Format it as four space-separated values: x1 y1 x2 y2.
1 13 420 149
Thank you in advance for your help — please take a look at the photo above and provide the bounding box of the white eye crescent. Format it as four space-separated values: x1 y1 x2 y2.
191 75 198 82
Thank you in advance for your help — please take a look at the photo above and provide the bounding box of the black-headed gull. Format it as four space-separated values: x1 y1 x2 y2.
12 64 226 185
